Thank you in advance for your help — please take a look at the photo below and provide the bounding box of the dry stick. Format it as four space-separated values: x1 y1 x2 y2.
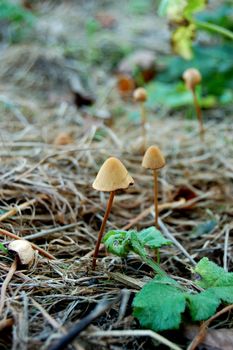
0 258 17 314
0 198 38 222
191 87 204 141
92 191 115 270
49 295 120 350
158 218 196 266
223 225 230 272
0 228 55 260
88 330 182 350
187 304 233 350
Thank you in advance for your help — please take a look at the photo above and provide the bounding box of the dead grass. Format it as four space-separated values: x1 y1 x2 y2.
0 1 232 349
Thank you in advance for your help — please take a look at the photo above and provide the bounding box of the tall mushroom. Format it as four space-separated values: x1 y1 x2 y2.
142 145 166 228
133 87 148 152
92 157 134 270
182 68 204 141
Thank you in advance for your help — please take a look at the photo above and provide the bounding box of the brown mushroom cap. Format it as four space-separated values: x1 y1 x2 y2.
92 157 134 192
142 145 166 170
8 240 35 265
182 68 202 90
133 87 147 102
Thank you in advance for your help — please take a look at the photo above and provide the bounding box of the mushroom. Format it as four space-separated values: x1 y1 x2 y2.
8 239 35 265
0 240 35 314
92 157 134 269
182 68 204 141
133 87 148 152
142 146 166 228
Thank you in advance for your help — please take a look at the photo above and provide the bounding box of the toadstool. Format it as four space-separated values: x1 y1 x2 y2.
92 157 134 269
142 145 166 228
182 68 204 141
0 240 35 314
8 239 35 265
133 87 148 152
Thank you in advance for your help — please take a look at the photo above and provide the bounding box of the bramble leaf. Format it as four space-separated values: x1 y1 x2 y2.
208 286 233 304
137 227 172 249
103 230 131 257
103 227 172 258
185 290 220 321
194 257 233 288
133 280 186 331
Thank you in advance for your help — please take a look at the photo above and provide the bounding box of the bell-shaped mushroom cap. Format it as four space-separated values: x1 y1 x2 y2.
133 87 147 102
93 157 134 192
142 145 166 170
8 240 35 265
182 68 202 90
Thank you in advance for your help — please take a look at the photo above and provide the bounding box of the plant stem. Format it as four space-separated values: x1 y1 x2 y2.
195 20 233 40
92 191 115 270
191 88 204 141
140 102 147 152
141 255 166 277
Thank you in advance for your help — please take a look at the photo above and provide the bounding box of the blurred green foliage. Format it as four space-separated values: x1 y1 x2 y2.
0 0 35 43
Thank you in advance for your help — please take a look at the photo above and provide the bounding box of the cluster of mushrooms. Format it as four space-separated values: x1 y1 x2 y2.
92 145 165 270
92 67 203 269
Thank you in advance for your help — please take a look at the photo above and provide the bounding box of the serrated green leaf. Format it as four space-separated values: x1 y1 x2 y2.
133 281 186 331
208 286 233 303
138 227 172 249
186 290 220 321
194 257 233 288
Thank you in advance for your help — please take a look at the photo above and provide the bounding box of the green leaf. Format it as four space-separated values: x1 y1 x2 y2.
0 243 8 254
103 227 172 258
208 286 233 304
133 280 186 331
194 257 233 288
103 230 131 257
184 0 206 20
158 0 206 22
186 290 220 321
172 24 196 59
138 227 172 249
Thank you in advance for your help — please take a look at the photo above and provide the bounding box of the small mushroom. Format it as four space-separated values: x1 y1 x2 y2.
133 87 148 152
8 240 35 265
142 145 166 228
0 240 35 314
182 68 204 141
92 157 134 269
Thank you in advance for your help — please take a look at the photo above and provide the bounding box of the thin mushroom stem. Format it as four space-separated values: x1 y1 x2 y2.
0 258 17 315
191 87 204 141
92 191 115 270
140 102 147 152
153 169 160 263
153 170 159 228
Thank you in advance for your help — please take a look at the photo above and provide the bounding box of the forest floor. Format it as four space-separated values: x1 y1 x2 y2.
0 1 232 349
